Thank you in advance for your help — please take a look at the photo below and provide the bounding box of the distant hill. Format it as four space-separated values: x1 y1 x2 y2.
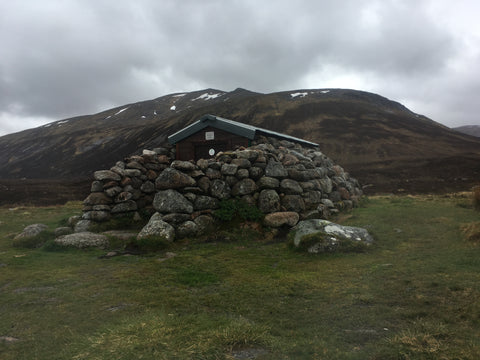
1 88 480 203
454 125 480 138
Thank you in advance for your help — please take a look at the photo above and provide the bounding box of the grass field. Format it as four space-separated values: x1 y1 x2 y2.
0 194 479 359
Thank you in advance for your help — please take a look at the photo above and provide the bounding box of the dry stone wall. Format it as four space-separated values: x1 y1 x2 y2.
79 136 363 240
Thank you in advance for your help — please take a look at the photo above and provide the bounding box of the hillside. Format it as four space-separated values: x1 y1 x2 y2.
1 88 480 204
454 125 480 138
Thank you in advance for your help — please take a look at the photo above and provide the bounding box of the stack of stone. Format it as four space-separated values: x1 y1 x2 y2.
81 147 174 226
79 136 362 240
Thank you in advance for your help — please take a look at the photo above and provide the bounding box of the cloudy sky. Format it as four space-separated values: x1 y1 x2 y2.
1 0 479 136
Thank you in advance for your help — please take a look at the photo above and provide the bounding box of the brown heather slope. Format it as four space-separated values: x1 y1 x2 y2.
1 88 480 205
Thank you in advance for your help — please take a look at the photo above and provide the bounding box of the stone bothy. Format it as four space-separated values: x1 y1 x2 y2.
168 114 318 161
79 115 363 241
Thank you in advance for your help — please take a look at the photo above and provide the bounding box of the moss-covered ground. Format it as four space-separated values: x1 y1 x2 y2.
0 194 479 359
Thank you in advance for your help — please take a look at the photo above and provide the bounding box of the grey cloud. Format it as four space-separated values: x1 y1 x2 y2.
0 0 479 135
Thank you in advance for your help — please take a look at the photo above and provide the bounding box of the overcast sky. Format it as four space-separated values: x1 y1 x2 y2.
1 0 479 136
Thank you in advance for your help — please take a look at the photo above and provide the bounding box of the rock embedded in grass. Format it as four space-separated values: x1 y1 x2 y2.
54 232 109 249
291 219 374 253
14 223 48 240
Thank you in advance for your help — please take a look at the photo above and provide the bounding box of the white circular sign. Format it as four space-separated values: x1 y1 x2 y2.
209 148 215 156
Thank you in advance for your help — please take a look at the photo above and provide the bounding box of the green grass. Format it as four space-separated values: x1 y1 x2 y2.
0 194 479 359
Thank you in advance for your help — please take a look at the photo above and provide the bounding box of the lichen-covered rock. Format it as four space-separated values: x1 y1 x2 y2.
264 212 299 227
194 195 219 210
91 181 104 192
137 213 175 242
84 192 113 206
232 178 257 196
194 215 215 232
74 220 92 232
54 227 73 237
94 170 121 182
221 163 238 176
155 168 196 189
105 186 123 198
55 232 109 249
111 200 138 214
258 189 280 213
161 213 192 225
82 210 111 222
176 221 198 238
280 179 303 195
14 224 48 241
231 158 251 168
153 189 193 214
210 179 231 200
140 181 156 193
281 195 305 213
265 160 288 178
171 160 196 171
257 176 280 189
291 219 374 253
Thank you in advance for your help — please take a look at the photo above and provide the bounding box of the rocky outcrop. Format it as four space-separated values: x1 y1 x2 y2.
291 219 374 253
80 136 363 241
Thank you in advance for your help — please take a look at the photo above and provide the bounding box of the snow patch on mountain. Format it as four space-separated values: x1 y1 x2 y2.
290 92 308 98
114 107 129 116
192 93 224 101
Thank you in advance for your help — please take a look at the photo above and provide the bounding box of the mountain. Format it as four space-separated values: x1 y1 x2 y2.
1 88 480 204
454 125 480 138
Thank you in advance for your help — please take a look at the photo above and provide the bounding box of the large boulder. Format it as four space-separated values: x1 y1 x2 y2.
55 232 109 249
154 189 193 214
176 221 198 239
291 219 374 253
264 212 299 227
258 189 281 213
14 224 48 241
13 223 49 248
265 160 288 178
155 168 196 189
137 213 175 242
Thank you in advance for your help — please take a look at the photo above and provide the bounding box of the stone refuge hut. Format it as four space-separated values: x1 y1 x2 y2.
79 115 362 241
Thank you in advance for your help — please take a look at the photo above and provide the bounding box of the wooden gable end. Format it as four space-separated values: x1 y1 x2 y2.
175 126 250 161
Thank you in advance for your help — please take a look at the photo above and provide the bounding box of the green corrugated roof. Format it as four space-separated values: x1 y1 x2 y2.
167 114 318 147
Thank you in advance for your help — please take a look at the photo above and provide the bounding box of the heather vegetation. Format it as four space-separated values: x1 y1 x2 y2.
1 192 480 359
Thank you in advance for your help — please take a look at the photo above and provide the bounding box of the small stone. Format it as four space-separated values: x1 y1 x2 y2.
111 200 138 213
232 178 257 196
94 170 121 182
171 160 196 171
264 212 299 227
137 213 175 242
221 163 238 176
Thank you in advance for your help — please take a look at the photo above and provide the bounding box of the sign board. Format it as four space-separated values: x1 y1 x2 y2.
205 131 214 140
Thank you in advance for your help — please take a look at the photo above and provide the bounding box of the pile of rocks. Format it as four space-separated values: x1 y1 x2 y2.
78 136 363 241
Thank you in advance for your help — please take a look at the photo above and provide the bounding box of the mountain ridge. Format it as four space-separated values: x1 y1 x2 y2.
1 87 479 203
